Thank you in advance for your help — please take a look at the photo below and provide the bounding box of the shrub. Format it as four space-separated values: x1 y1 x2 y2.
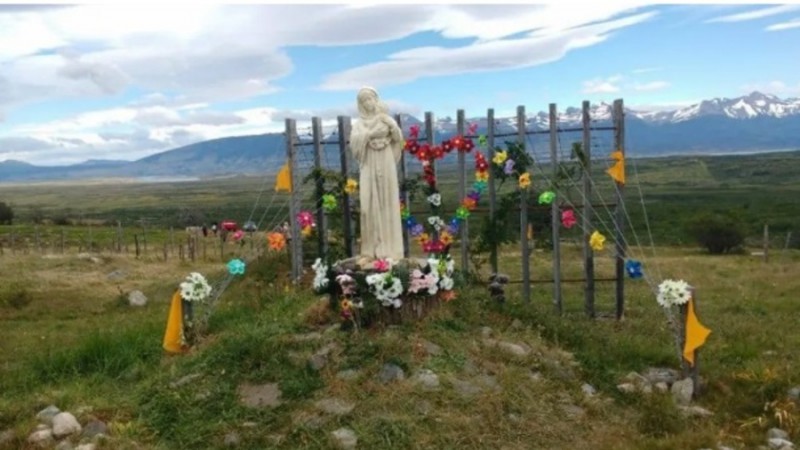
685 213 745 254
0 201 13 225
0 283 32 309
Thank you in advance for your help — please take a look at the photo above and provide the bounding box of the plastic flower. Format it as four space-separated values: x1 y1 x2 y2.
179 272 212 302
476 171 489 182
492 150 508 165
589 230 606 250
297 211 314 228
227 258 246 275
437 231 451 246
301 225 313 237
267 232 286 251
312 258 329 291
427 193 442 207
625 260 643 279
416 232 430 245
231 230 244 241
428 216 445 231
538 191 556 205
322 194 338 212
561 209 577 229
456 206 470 219
374 258 391 272
504 159 515 175
518 172 531 189
657 279 692 307
344 178 358 194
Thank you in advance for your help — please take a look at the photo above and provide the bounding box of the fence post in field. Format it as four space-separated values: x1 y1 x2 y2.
457 109 469 272
286 118 303 282
134 234 140 258
425 111 436 241
487 108 498 275
395 113 410 258
337 115 355 258
518 105 531 304
613 98 626 320
312 116 328 260
549 103 563 314
582 100 595 318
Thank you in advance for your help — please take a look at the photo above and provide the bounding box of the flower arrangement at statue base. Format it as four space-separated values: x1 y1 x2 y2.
311 254 460 329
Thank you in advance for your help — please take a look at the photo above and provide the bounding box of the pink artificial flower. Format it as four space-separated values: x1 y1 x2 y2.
561 209 577 229
374 259 390 272
232 230 245 241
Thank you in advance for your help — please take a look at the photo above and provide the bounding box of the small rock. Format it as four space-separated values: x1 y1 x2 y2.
480 326 493 338
718 446 735 450
560 404 586 419
508 413 521 423
331 428 357 450
420 339 442 356
768 429 790 440
170 373 202 388
412 369 440 390
336 369 360 381
128 290 147 307
76 444 96 450
36 405 61 424
453 379 482 398
55 441 74 450
378 364 405 384
308 343 337 371
106 270 126 281
617 383 637 394
788 386 800 400
0 429 14 446
510 319 524 330
654 382 669 393
642 367 681 385
52 412 82 438
241 422 258 428
768 438 794 449
224 432 241 447
237 382 283 408
529 371 543 382
581 383 597 396
27 429 54 448
315 398 355 416
82 420 108 439
678 405 713 417
484 339 529 358
671 378 694 406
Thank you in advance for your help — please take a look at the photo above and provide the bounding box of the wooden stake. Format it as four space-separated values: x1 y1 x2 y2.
549 103 563 314
582 100 595 318
518 105 530 304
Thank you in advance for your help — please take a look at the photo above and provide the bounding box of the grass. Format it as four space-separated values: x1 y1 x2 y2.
1 150 800 448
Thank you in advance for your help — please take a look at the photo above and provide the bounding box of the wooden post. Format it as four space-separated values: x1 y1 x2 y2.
518 105 531 304
286 118 302 282
337 115 355 258
613 99 626 320
487 108 498 275
549 103 563 314
134 234 140 258
457 109 469 272
395 113 410 258
679 289 701 397
763 223 769 263
312 117 328 259
582 100 595 318
425 111 437 242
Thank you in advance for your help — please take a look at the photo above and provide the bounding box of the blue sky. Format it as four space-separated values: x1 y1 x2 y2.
1 2 799 166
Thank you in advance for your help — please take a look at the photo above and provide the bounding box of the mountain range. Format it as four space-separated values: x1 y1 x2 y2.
1 91 799 182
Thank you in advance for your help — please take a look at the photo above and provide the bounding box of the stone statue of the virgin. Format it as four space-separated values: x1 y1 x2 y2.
349 86 405 263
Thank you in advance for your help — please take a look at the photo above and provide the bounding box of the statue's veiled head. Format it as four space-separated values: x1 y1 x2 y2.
357 86 386 118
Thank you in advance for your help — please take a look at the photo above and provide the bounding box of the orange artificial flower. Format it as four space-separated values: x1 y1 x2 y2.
267 232 286 251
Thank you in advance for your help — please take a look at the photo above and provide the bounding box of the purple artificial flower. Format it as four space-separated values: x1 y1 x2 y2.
410 224 424 236
504 159 515 175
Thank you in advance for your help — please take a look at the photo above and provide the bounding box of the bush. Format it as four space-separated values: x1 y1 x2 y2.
0 201 13 225
686 213 745 254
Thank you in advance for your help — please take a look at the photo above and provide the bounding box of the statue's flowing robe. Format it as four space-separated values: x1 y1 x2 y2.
350 114 405 261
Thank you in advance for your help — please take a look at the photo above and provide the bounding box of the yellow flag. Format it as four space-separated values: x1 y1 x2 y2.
606 150 625 185
162 290 185 354
275 162 292 192
683 297 711 366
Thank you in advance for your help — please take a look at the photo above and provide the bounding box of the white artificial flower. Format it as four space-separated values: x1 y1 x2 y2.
427 193 442 207
427 216 445 231
440 276 454 291
179 272 212 302
656 279 692 307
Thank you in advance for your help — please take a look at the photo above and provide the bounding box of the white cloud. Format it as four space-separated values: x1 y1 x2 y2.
320 10 657 90
739 80 800 97
632 67 662 74
705 4 800 23
766 17 800 31
582 75 624 94
633 81 670 92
